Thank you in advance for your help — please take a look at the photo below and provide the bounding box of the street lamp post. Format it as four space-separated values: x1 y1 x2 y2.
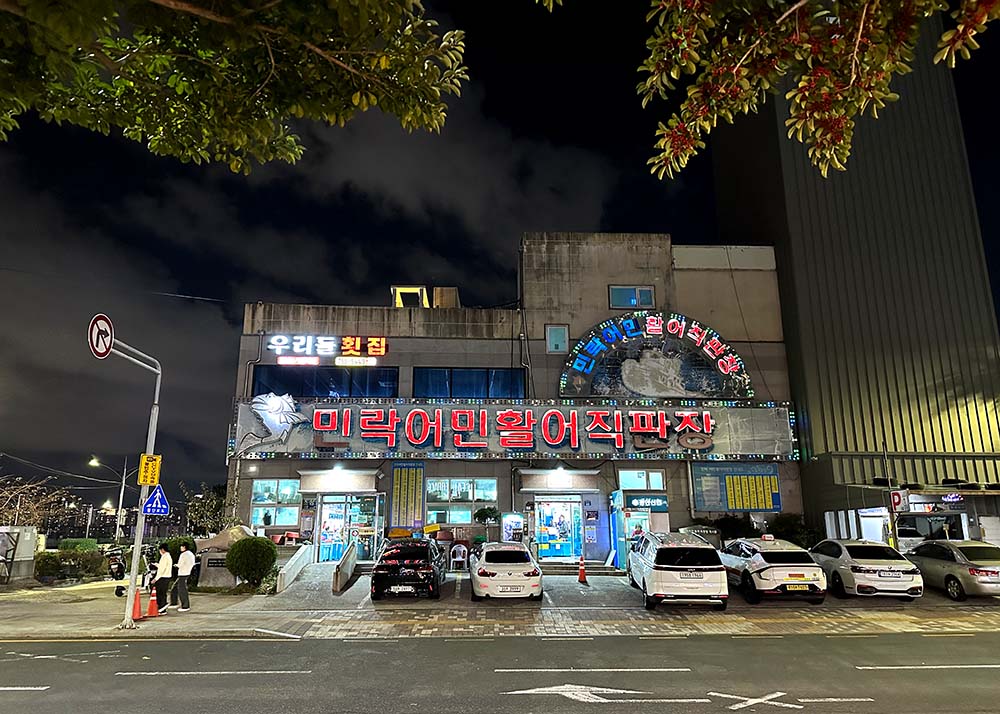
90 457 139 542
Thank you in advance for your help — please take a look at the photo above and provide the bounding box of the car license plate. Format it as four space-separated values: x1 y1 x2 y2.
679 572 704 579
498 586 522 593
786 584 810 591
879 570 902 578
389 585 414 593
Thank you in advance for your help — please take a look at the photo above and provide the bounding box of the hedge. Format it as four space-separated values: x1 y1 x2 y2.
58 538 99 551
34 552 61 580
225 536 278 587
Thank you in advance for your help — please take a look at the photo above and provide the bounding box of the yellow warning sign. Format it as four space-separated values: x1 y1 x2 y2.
138 453 162 486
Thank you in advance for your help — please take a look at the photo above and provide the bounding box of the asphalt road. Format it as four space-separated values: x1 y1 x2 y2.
2 632 999 714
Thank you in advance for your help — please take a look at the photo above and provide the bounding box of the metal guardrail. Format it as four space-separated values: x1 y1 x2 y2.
332 541 357 593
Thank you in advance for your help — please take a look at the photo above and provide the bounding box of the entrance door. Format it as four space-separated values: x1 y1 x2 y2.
535 498 583 561
318 494 385 562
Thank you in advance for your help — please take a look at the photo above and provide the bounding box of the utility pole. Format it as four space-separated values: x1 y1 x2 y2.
882 440 900 549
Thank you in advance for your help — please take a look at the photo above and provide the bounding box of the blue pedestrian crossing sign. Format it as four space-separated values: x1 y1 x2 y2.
142 484 170 516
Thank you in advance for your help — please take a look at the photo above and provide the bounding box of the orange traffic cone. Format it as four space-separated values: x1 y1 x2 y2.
146 590 160 618
578 554 588 584
131 591 145 621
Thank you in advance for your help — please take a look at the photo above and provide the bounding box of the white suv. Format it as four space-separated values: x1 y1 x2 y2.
628 532 729 611
720 535 826 604
810 539 923 600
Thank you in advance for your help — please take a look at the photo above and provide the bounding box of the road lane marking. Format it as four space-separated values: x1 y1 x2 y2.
504 684 707 703
446 638 493 642
542 637 594 641
115 670 312 676
921 633 976 637
798 698 875 703
825 635 879 639
708 691 803 710
495 668 691 673
856 664 1000 670
252 628 301 640
453 572 463 599
0 687 50 691
639 636 688 640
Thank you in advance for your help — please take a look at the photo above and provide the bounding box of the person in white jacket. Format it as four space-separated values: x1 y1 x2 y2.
170 542 195 612
152 543 173 614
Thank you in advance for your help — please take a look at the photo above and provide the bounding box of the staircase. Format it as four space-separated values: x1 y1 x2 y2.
540 562 623 577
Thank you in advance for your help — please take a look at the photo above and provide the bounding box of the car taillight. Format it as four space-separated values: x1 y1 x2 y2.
850 565 879 574
969 568 999 577
372 565 390 573
477 568 497 578
523 568 540 577
417 565 434 573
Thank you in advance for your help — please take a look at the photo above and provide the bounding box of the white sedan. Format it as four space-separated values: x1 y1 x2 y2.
468 542 543 601
810 539 923 600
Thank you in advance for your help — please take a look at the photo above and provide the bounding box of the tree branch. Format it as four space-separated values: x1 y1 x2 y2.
249 32 277 101
146 0 233 24
850 1 870 87
734 0 810 75
0 0 25 17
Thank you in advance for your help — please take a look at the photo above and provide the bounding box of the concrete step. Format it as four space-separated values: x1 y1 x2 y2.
540 564 623 576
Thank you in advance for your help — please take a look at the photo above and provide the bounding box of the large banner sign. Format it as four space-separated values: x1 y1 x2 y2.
692 463 782 512
232 393 796 461
560 310 754 400
390 461 424 528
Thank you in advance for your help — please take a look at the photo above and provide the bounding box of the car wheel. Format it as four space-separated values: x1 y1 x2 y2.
642 581 658 611
370 588 383 601
741 572 761 604
831 572 848 599
712 601 728 612
807 597 826 605
945 576 967 602
628 568 639 589
530 591 543 602
897 596 915 603
428 584 440 600
471 586 483 602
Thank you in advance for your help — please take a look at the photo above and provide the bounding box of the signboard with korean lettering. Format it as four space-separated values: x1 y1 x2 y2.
390 461 425 528
232 396 796 461
560 310 754 399
691 463 781 512
624 493 669 512
265 334 388 366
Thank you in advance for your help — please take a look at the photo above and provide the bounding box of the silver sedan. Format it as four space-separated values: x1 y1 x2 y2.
905 540 1000 601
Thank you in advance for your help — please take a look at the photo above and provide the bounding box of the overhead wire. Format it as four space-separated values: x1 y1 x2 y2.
0 452 121 485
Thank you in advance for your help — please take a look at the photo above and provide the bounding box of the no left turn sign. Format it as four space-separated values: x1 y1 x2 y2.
88 313 115 360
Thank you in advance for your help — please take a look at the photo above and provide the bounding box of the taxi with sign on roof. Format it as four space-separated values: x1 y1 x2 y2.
719 534 826 604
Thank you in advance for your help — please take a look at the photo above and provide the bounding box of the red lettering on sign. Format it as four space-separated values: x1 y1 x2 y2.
359 408 400 446
451 409 488 448
404 408 443 448
540 409 580 449
496 409 537 448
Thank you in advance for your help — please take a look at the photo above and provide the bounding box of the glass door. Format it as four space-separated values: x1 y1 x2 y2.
318 496 349 563
535 498 583 561
318 493 385 563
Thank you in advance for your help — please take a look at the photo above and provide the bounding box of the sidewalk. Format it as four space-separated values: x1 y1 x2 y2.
3 573 1000 640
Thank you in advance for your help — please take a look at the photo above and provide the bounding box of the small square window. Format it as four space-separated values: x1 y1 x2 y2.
545 324 570 354
609 285 655 309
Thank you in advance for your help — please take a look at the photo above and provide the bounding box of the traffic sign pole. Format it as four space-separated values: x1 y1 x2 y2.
88 314 163 630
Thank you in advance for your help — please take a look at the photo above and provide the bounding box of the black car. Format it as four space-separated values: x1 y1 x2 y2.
371 539 447 600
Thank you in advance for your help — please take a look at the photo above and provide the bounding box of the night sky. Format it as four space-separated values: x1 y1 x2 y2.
1 3 997 507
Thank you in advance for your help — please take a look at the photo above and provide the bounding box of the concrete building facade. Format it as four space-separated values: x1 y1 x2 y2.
226 233 800 565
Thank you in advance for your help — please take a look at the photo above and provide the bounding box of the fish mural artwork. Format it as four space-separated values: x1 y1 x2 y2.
235 393 309 456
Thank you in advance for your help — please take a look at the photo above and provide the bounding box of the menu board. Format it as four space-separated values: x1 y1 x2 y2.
390 461 425 527
692 463 781 512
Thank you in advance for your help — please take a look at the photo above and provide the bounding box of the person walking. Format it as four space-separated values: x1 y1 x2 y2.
171 542 195 612
152 542 173 614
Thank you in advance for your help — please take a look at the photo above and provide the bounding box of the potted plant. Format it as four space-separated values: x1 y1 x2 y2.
473 506 502 543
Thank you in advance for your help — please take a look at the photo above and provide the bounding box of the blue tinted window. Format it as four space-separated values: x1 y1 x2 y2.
413 368 450 398
609 286 654 309
253 366 396 398
351 367 399 397
412 367 525 398
451 369 489 398
489 368 525 398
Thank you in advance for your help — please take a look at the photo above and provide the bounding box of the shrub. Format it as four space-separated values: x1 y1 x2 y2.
767 513 823 549
225 536 277 587
58 538 98 552
57 549 107 577
257 565 280 595
34 552 61 580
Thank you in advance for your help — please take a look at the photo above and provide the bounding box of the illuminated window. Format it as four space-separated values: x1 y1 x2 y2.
545 324 570 354
609 285 655 309
412 368 525 399
424 478 497 525
251 479 300 527
618 470 665 490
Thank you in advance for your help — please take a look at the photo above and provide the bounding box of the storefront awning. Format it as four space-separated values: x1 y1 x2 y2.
297 468 381 493
517 468 602 493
